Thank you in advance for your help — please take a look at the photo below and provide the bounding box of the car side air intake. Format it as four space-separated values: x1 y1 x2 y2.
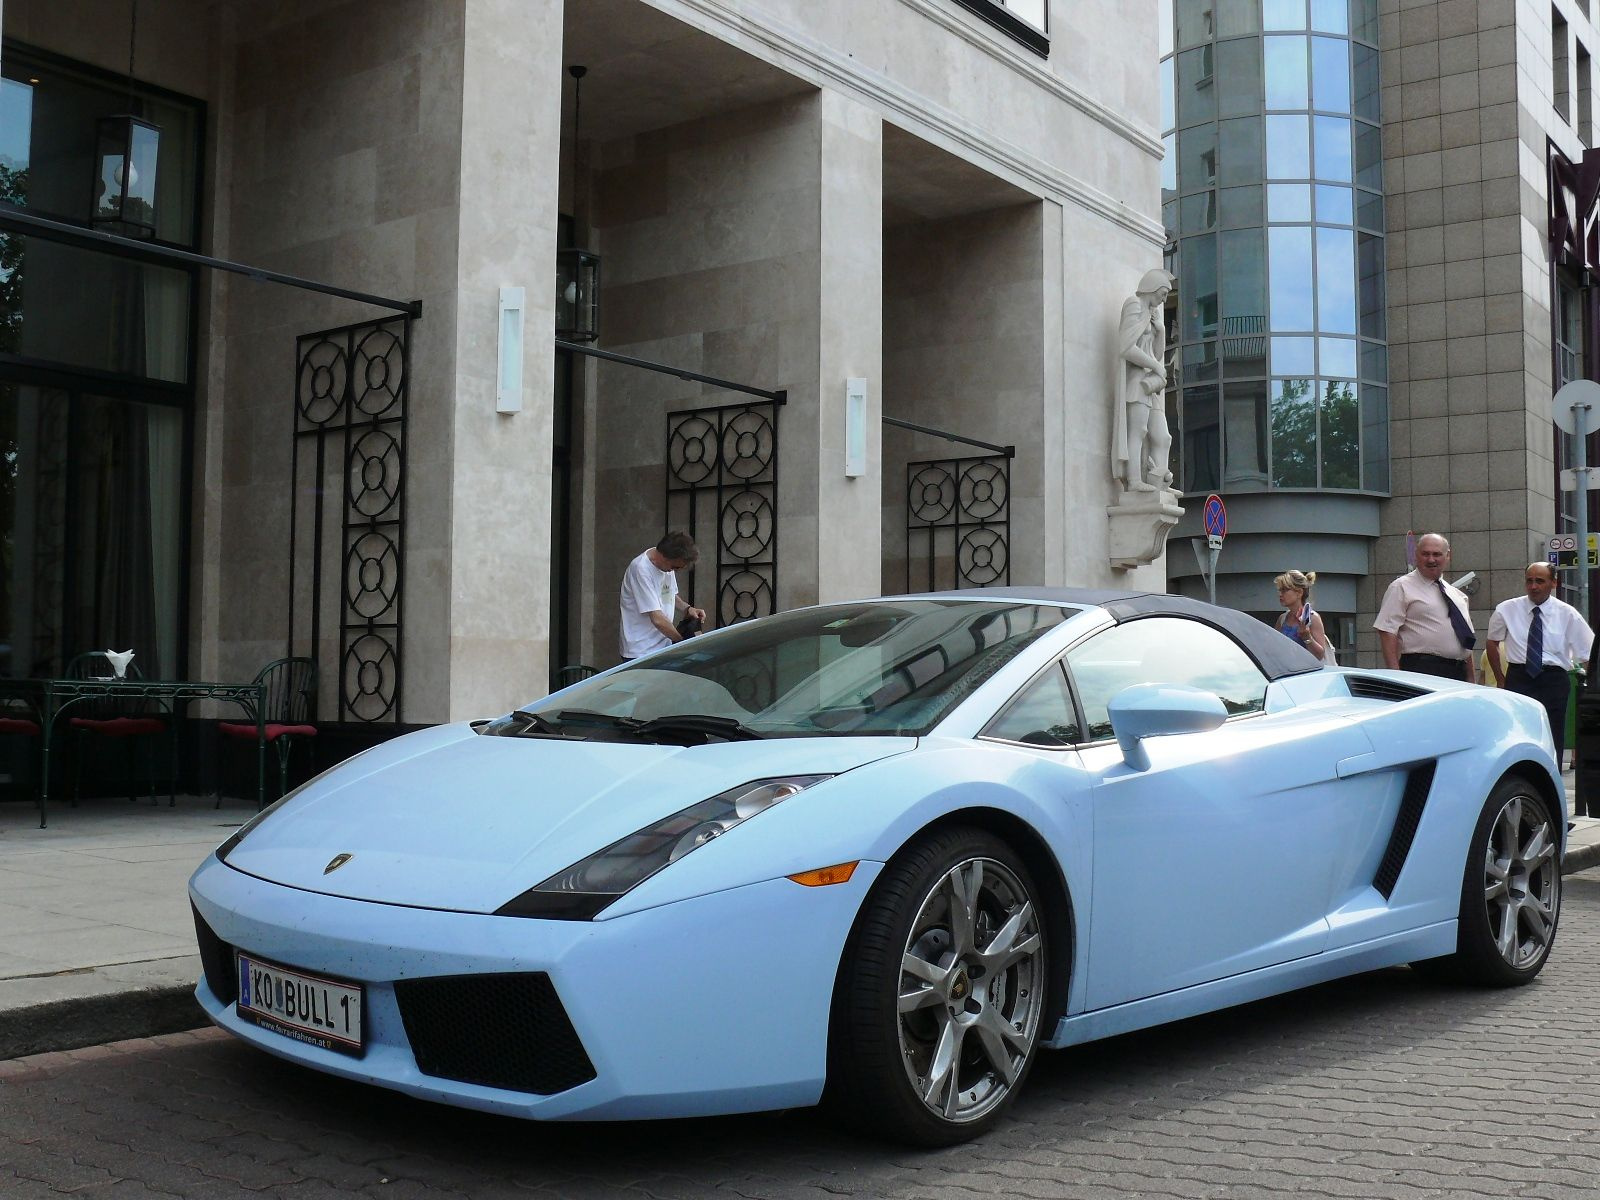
1373 762 1437 898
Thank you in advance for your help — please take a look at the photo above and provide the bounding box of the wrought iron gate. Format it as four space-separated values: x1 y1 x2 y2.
290 316 409 722
906 454 1010 592
665 399 778 627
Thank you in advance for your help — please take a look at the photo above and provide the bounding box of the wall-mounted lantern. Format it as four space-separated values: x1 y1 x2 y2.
556 65 600 342
92 114 160 238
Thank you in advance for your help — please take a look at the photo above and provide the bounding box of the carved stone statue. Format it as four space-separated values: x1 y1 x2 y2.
1113 268 1176 494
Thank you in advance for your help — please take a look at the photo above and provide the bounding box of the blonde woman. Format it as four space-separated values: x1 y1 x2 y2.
1275 569 1329 661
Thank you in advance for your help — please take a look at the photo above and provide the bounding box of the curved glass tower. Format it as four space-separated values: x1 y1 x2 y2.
1161 0 1388 644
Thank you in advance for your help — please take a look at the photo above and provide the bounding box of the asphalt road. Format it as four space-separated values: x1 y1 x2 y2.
6 873 1600 1199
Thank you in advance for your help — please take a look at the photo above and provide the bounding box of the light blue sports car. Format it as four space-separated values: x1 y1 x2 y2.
189 589 1564 1144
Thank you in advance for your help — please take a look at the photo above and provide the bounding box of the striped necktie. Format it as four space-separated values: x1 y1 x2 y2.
1526 605 1545 679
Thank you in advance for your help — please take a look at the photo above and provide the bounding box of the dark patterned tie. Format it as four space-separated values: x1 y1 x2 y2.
1526 605 1545 679
1437 580 1476 649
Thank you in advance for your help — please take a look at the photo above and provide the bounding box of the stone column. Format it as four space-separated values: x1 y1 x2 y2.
444 0 564 719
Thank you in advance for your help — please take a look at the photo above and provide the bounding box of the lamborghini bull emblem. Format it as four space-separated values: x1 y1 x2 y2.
323 853 354 875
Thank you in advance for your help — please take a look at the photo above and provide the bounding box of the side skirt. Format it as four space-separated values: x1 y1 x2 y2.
1045 920 1457 1049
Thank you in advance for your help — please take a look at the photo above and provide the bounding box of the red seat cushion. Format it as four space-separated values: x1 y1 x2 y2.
0 717 40 736
69 716 167 736
219 722 318 743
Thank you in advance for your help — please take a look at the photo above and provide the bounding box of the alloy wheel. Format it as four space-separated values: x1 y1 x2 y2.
1482 792 1559 970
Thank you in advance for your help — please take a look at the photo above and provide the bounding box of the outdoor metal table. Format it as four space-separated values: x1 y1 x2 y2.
0 677 267 828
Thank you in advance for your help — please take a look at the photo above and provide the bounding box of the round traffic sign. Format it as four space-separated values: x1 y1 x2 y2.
1203 494 1227 540
1554 379 1600 436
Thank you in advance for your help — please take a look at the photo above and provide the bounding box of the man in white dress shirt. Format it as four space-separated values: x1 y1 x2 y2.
1487 561 1594 768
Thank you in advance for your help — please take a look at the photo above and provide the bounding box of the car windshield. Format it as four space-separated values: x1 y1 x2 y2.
527 600 1073 738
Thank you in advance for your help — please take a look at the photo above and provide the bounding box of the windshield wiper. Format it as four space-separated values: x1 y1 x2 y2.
513 709 564 735
551 710 763 744
478 709 575 738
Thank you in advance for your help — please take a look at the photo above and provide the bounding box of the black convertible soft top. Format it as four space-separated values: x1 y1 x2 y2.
923 586 1324 681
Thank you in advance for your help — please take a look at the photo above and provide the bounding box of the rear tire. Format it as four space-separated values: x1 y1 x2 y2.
1428 776 1560 986
825 827 1051 1146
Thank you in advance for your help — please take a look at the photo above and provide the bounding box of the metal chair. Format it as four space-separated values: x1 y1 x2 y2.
63 651 174 805
217 657 317 807
554 664 600 689
0 688 43 802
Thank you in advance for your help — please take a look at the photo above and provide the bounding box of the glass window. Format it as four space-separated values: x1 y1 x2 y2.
1217 116 1264 185
1360 339 1387 381
1216 39 1264 119
1268 182 1312 220
1183 234 1220 340
1319 336 1357 377
1269 226 1315 329
1182 191 1219 233
1184 384 1222 492
1352 42 1380 120
1270 377 1318 487
1162 55 1176 132
1184 340 1221 381
1356 187 1384 230
1354 121 1382 189
1164 198 1179 241
1163 134 1178 194
1221 227 1267 333
1361 383 1389 492
1177 0 1218 48
1358 231 1386 338
1311 37 1351 112
1314 115 1353 181
1310 0 1348 33
1316 225 1357 333
1180 124 1220 187
1352 0 1378 42
1219 184 1264 226
984 663 1080 746
1177 46 1218 127
1262 0 1308 31
1264 35 1309 108
1266 115 1310 177
1065 617 1268 744
1218 0 1262 36
1315 183 1353 223
1272 336 1316 375
1223 377 1270 488
1321 380 1360 489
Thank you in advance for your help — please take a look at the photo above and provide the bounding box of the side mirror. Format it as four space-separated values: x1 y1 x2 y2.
1108 683 1229 772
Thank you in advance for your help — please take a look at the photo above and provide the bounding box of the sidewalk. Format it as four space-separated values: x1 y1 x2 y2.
3 788 1600 1062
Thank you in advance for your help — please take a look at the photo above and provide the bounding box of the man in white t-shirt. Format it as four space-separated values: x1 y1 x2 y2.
618 532 708 660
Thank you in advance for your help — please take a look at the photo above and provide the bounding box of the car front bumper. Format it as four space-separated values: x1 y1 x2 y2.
188 854 881 1120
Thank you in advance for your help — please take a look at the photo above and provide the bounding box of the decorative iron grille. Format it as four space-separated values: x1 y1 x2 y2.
906 454 1010 592
290 316 409 722
665 399 778 628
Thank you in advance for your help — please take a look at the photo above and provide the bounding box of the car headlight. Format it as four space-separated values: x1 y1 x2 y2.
496 775 832 920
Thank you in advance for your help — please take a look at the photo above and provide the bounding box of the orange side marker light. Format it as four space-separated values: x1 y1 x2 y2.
787 861 859 887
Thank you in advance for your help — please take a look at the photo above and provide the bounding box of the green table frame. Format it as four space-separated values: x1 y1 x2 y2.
0 677 267 827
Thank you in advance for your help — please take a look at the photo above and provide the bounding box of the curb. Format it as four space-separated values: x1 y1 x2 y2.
0 985 206 1061
1565 840 1600 877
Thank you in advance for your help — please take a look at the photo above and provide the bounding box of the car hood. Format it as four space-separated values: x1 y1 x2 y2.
221 725 914 913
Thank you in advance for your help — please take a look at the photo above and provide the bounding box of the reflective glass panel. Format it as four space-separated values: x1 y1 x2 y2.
1353 43 1379 119
1356 187 1384 230
1265 35 1309 108
1361 383 1389 491
1311 36 1351 112
1164 198 1179 241
1221 227 1268 333
1217 39 1265 119
1218 0 1262 35
1358 231 1387 338
1352 0 1378 42
1360 339 1387 381
1316 225 1357 333
1162 56 1176 132
1269 226 1315 329
1268 182 1312 220
1315 183 1353 223
1263 0 1307 31
1218 116 1264 184
1184 340 1221 381
1321 380 1360 489
1270 377 1318 487
1180 124 1220 186
1271 336 1316 374
1184 384 1222 492
1223 377 1270 489
1177 0 1218 48
1182 191 1219 233
1183 234 1221 340
1313 115 1353 181
1319 336 1358 377
1178 46 1218 127
1164 134 1178 193
1354 121 1382 188
1219 184 1265 227
1266 114 1310 177
1310 0 1348 33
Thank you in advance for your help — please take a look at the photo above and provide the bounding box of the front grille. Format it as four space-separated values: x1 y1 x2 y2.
192 906 238 1005
1373 762 1436 898
394 973 596 1095
1347 676 1429 702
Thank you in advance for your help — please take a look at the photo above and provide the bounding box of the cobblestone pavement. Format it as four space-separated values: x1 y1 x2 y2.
6 873 1600 1200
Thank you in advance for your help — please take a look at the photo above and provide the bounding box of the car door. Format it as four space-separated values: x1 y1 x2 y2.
1070 616 1376 1011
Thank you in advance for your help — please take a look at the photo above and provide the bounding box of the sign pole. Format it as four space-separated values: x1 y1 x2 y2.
1200 494 1227 607
1580 414 1591 623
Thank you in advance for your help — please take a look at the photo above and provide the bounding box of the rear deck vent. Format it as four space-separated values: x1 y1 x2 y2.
1373 762 1436 898
1347 676 1429 702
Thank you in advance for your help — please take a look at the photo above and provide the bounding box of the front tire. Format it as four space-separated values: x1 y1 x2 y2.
826 827 1050 1145
1441 777 1561 985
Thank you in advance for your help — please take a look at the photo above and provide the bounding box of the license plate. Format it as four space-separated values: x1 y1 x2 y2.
236 952 364 1057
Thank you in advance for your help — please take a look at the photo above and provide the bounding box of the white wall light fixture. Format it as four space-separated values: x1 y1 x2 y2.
845 377 868 477
497 286 525 413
